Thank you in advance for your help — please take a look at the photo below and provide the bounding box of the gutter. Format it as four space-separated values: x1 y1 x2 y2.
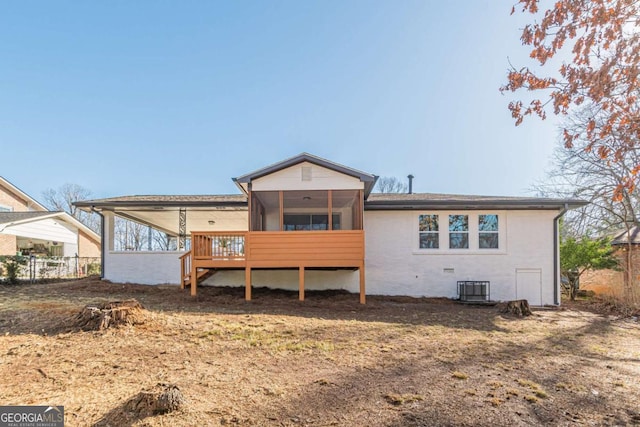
553 203 569 305
91 206 105 280
364 199 587 211
75 200 248 208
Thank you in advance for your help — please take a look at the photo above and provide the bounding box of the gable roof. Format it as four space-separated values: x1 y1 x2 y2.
0 176 48 211
611 226 640 245
365 193 587 210
232 153 378 197
0 211 100 243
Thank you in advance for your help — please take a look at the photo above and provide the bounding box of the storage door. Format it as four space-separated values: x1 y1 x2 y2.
516 268 542 306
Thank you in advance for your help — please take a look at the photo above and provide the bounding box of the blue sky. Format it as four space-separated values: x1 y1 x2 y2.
0 1 558 200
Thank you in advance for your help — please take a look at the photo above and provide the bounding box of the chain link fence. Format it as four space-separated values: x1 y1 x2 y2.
0 256 101 282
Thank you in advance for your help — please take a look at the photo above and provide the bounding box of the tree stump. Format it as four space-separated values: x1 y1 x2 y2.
125 384 185 416
74 299 146 330
500 299 533 317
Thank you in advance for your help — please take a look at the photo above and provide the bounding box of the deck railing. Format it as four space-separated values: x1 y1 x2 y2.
191 231 247 260
179 250 191 289
189 230 363 267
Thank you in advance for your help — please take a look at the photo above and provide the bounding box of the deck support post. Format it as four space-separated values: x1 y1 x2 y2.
245 267 252 301
180 257 185 290
190 258 197 296
299 266 305 301
359 262 366 304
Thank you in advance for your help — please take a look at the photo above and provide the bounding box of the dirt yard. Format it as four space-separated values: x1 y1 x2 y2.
0 278 639 426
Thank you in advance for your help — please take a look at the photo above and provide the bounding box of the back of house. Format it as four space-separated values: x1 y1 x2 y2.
75 153 585 305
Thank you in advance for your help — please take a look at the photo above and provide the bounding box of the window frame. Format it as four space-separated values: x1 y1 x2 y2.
418 214 440 249
283 213 341 231
478 214 499 249
448 214 469 249
414 211 506 254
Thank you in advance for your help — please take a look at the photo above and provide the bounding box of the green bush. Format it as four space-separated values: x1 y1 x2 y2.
3 257 21 285
87 263 101 275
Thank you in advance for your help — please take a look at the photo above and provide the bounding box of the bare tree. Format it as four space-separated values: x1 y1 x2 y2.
534 104 640 238
42 183 100 233
114 218 147 251
534 103 640 301
111 217 177 252
375 177 408 193
152 229 176 251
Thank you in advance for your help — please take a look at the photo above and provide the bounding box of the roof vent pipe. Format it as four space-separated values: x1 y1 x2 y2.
408 174 414 194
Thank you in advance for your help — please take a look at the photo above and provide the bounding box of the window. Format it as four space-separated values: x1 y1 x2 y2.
419 214 439 248
479 214 499 249
283 214 341 231
49 245 63 257
449 215 469 249
0 205 12 212
417 213 503 252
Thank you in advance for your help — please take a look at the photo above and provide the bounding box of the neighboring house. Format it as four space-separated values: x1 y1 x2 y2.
581 226 640 297
0 177 100 258
75 153 585 305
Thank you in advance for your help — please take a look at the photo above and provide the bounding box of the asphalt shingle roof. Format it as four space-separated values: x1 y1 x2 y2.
611 226 640 245
0 211 58 224
75 192 586 211
364 192 587 210
74 194 248 207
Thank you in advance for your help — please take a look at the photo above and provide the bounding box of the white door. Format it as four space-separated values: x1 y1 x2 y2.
516 268 542 306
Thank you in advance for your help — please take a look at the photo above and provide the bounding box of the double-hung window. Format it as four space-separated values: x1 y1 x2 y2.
449 215 469 249
479 214 499 249
419 214 439 248
417 213 502 252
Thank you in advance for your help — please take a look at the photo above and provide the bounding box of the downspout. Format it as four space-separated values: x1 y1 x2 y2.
91 206 105 280
553 203 569 305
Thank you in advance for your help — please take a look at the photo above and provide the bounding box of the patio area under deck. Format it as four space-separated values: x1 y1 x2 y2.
181 230 366 304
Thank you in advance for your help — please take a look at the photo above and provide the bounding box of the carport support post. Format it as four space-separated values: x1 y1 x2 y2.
178 208 186 250
299 266 305 301
245 267 252 301
359 262 366 304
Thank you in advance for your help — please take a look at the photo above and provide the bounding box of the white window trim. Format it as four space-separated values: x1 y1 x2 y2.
413 211 507 255
418 214 440 249
0 204 13 212
448 214 470 250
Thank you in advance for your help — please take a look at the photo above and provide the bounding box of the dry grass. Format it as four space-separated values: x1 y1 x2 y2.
0 278 639 426
451 371 469 380
383 393 425 406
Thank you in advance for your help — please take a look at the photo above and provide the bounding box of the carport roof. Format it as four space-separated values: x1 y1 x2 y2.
75 194 248 209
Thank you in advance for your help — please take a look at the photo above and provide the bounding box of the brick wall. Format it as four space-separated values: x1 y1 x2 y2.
581 246 640 298
0 187 30 211
78 230 101 258
0 234 17 256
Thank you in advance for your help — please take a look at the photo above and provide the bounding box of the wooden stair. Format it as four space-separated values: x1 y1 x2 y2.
182 268 217 288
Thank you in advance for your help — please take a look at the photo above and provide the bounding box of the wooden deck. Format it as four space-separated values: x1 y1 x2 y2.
180 230 366 303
